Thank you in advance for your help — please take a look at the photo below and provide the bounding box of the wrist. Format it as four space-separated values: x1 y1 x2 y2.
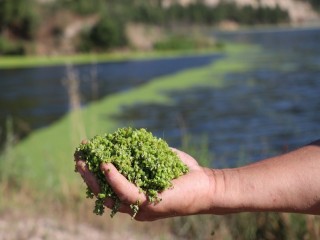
205 168 243 214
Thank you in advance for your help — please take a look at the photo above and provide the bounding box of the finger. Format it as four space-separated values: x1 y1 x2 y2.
170 148 199 169
100 163 147 204
104 197 134 215
76 160 100 195
74 140 88 161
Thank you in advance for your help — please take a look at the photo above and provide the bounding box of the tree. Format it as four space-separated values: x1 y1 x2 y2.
0 0 38 40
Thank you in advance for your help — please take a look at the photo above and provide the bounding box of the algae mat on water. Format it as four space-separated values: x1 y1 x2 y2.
0 44 257 194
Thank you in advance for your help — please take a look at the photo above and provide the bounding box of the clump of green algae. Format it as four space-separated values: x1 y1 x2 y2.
74 127 189 218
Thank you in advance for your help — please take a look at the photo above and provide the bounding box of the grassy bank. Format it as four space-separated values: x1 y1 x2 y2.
0 47 223 69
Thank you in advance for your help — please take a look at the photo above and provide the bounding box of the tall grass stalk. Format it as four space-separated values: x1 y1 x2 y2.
0 117 21 190
64 63 87 145
88 63 99 136
181 133 212 167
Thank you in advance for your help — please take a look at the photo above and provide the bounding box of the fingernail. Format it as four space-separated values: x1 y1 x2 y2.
77 162 86 176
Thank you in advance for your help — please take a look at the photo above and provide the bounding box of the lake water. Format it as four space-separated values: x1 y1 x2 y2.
1 27 319 167
0 54 221 147
115 27 320 166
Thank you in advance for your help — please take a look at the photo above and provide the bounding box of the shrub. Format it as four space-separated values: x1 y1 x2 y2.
55 0 103 15
0 0 38 40
78 15 127 52
0 37 25 55
154 35 196 51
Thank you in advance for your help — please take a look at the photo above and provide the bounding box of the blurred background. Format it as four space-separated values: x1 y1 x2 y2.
0 0 319 239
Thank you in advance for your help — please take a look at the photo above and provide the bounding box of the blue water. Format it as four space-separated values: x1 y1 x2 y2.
1 27 319 168
0 54 221 146
114 27 320 167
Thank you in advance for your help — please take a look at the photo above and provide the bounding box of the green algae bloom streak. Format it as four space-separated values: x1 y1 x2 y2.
74 127 189 218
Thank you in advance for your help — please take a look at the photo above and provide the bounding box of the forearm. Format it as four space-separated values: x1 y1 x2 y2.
209 141 320 215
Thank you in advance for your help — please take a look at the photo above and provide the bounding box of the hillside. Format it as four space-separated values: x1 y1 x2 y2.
0 0 319 57
164 0 319 23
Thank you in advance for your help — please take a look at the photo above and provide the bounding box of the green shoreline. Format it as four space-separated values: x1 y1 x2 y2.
0 48 222 69
1 24 318 69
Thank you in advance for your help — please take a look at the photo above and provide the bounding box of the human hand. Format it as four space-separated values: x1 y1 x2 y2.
75 148 216 221
76 139 320 218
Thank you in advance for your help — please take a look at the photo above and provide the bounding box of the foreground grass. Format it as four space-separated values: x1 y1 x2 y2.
2 43 319 239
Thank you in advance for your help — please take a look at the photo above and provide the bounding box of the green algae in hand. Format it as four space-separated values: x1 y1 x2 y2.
74 127 189 218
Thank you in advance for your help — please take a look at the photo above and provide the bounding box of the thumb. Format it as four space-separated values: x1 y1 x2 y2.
100 163 147 204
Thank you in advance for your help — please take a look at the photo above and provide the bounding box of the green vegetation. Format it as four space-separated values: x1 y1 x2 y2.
75 127 188 217
77 15 127 52
56 0 104 15
0 0 290 57
0 47 220 69
0 43 249 194
0 0 38 55
0 36 25 55
1 44 319 238
135 2 289 25
0 0 38 40
154 34 216 51
56 0 290 25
